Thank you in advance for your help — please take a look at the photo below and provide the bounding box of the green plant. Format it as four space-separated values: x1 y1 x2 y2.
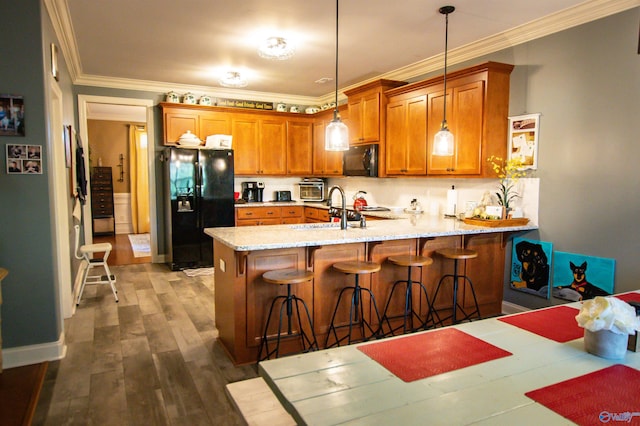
487 156 529 210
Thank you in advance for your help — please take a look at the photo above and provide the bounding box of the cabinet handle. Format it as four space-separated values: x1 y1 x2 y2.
267 212 274 215
245 212 253 216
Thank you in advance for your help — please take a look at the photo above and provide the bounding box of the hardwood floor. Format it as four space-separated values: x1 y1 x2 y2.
93 233 151 266
33 262 258 425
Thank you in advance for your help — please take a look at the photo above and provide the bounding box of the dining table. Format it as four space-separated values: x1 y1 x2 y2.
258 291 640 425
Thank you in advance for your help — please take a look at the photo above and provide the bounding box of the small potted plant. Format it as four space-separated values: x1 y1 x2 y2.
575 296 640 359
487 156 529 215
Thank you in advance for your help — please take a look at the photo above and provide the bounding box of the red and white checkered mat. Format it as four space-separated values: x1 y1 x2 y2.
357 328 511 382
498 305 584 343
526 364 640 425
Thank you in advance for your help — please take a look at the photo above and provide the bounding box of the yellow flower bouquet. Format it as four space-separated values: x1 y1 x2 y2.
487 156 529 210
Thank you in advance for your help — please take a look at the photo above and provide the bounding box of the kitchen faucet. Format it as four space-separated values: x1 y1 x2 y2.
327 185 348 230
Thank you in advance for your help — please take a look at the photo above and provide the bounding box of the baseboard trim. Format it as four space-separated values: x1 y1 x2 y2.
2 333 66 369
501 300 531 315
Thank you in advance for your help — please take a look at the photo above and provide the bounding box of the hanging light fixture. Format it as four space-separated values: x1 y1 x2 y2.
219 71 248 88
258 36 295 60
432 5 455 156
325 0 349 151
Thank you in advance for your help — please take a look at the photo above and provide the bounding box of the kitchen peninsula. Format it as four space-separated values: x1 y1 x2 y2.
206 207 537 365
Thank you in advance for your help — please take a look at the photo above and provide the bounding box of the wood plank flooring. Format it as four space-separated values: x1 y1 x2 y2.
93 234 150 266
33 262 258 425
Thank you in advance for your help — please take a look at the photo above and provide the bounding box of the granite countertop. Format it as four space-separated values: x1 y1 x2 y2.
206 211 538 251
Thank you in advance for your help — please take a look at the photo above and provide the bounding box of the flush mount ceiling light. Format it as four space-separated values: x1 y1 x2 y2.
258 36 295 60
432 5 455 157
219 71 248 88
325 0 349 152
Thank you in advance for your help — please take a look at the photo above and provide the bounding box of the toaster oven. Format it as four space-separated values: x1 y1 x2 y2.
297 178 326 201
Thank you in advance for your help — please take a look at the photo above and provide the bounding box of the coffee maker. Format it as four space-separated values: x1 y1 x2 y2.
241 181 264 202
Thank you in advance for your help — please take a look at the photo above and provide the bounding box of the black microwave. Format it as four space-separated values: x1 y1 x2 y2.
343 144 378 177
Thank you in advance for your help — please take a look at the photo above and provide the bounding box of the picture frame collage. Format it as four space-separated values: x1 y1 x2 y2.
6 144 42 174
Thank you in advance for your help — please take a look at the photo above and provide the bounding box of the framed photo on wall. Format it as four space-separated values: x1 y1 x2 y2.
508 113 540 170
0 94 25 136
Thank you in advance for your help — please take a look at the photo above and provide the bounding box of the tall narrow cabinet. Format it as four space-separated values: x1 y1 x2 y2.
90 166 115 235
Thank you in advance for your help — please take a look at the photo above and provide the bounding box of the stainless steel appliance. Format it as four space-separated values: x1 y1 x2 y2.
298 178 326 201
241 181 264 202
343 144 378 177
275 190 292 201
164 148 234 270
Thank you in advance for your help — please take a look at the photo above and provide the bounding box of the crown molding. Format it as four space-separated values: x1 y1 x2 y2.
44 0 82 82
339 0 640 95
48 0 639 105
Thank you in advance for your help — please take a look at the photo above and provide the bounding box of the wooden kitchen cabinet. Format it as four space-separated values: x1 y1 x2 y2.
304 206 330 223
236 206 304 226
385 94 428 175
385 61 514 178
426 81 484 175
161 103 231 144
286 118 314 176
233 115 287 175
344 79 406 146
312 109 344 176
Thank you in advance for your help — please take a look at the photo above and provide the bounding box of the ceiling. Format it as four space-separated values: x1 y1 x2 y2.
52 0 632 104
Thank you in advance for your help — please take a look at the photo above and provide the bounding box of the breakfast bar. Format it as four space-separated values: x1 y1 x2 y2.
206 211 537 365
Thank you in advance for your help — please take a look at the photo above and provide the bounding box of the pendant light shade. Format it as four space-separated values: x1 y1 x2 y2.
432 5 455 156
325 0 349 151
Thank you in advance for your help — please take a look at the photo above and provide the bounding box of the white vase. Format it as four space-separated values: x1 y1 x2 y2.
584 329 627 359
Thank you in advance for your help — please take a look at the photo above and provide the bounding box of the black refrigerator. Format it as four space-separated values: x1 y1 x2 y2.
165 148 234 270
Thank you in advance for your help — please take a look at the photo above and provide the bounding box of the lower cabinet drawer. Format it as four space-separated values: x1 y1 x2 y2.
93 217 114 234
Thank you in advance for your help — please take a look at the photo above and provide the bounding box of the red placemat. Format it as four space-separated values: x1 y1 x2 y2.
615 292 640 304
357 328 511 382
498 305 583 343
526 364 640 425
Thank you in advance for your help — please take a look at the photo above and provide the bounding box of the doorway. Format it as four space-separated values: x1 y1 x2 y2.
77 95 158 266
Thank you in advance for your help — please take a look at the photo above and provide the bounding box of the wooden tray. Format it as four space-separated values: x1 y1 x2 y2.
462 217 529 227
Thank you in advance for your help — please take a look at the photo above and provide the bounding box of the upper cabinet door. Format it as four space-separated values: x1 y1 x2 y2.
199 112 231 139
232 116 260 175
286 119 313 176
259 118 287 175
427 81 484 175
164 109 198 144
386 94 427 176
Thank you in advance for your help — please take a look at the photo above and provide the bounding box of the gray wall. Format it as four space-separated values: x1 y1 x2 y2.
0 0 61 347
496 9 640 308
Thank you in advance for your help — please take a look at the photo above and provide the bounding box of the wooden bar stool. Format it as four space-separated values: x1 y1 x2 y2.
325 260 382 348
380 255 434 336
258 269 318 361
431 248 481 326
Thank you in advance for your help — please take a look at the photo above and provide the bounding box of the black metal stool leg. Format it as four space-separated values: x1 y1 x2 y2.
381 265 433 336
431 258 481 327
325 273 382 348
259 283 319 361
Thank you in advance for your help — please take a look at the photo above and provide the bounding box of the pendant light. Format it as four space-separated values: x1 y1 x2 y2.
325 0 349 151
432 5 455 156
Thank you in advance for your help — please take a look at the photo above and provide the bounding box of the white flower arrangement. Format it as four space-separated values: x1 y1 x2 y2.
575 296 640 335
